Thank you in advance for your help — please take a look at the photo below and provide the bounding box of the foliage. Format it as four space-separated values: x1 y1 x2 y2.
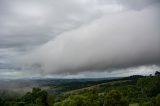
0 75 159 106
104 90 129 106
0 97 5 106
137 76 160 97
54 89 101 106
22 88 48 106
54 89 128 106
140 94 160 106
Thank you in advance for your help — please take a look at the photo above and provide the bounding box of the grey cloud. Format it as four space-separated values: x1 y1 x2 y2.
1 0 158 50
0 0 101 50
0 0 107 75
18 2 160 75
0 0 160 78
97 0 160 10
116 0 160 10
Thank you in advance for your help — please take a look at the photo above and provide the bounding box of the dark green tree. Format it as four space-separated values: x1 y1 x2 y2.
140 94 160 106
104 90 129 106
0 98 5 106
22 88 48 106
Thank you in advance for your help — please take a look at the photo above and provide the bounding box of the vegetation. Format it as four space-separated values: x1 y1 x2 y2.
0 72 160 106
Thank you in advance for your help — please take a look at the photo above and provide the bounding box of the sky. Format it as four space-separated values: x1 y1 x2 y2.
0 0 160 79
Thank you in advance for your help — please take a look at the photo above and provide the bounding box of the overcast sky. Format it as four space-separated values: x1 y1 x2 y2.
0 0 160 79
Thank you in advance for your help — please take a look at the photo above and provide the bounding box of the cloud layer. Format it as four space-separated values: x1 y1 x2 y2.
18 1 160 75
0 0 160 78
1 0 118 77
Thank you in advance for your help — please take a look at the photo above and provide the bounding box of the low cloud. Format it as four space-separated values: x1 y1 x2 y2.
18 2 160 75
0 0 160 78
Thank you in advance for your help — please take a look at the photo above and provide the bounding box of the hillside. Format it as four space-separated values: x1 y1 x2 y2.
0 75 160 106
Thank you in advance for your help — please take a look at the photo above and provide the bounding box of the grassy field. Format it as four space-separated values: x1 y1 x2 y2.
64 80 131 95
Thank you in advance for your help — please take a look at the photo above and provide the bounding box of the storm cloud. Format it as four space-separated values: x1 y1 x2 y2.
0 0 160 78
18 1 160 75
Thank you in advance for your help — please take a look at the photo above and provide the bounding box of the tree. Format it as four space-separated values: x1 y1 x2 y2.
0 98 5 106
137 77 160 97
140 94 160 106
54 94 100 106
155 71 160 76
47 94 55 106
144 77 160 97
22 88 48 106
104 90 129 106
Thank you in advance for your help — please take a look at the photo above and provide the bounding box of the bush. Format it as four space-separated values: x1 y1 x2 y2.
140 94 160 106
104 90 129 106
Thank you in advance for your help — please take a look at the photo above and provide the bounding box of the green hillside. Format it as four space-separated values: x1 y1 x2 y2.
0 74 160 106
